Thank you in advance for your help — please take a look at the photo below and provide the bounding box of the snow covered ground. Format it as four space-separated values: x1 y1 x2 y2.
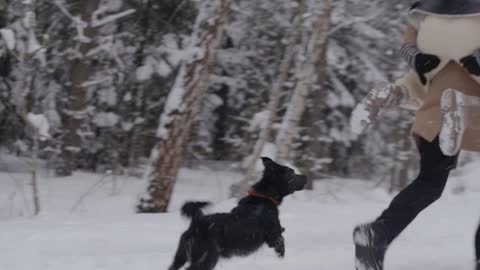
0 155 479 270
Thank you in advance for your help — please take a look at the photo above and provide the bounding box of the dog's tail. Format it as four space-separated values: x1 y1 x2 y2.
181 201 210 219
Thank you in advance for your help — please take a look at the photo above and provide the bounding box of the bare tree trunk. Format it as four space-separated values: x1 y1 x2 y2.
136 0 231 213
233 0 307 197
18 0 41 215
127 127 141 176
31 130 40 215
111 138 121 195
58 0 99 176
126 0 151 177
276 0 333 162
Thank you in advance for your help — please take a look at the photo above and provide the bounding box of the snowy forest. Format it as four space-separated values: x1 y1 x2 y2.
0 0 479 269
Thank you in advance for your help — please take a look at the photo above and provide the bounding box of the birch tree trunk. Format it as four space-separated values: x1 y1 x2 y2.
276 0 333 162
30 129 40 215
233 0 306 197
136 0 231 213
18 0 41 215
58 0 99 176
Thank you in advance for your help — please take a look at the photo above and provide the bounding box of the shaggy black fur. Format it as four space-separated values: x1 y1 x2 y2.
168 157 307 270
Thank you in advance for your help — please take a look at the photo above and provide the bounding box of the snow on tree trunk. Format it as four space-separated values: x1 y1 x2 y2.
58 0 99 176
233 0 307 198
276 0 333 162
136 0 231 213
18 0 42 215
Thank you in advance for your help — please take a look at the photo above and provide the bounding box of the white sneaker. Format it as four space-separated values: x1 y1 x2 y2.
439 89 466 156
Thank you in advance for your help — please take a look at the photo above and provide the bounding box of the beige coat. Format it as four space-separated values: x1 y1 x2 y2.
397 16 480 152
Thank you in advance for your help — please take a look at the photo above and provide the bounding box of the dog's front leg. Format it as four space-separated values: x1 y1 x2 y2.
272 235 285 258
266 225 285 258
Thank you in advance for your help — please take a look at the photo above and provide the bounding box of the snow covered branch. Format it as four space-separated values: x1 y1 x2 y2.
92 9 135 28
328 9 384 36
51 0 90 42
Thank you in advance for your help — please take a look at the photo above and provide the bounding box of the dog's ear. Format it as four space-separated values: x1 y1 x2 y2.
261 157 274 168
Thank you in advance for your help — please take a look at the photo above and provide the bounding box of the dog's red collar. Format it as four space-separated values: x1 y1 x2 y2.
248 190 280 205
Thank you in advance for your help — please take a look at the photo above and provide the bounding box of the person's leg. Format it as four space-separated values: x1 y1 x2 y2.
376 136 458 243
354 136 458 270
476 223 480 270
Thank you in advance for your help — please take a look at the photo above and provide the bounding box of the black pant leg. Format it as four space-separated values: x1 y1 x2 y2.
476 223 480 262
376 136 458 244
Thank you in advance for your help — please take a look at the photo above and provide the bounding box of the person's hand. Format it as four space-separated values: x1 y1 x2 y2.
460 54 480 76
414 53 441 85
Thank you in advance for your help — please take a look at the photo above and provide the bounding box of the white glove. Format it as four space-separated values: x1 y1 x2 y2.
351 83 406 135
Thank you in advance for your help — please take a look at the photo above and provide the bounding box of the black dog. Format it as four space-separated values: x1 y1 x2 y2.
168 157 307 270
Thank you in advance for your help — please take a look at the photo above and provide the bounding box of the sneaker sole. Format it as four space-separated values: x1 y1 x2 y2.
440 89 465 156
354 226 384 270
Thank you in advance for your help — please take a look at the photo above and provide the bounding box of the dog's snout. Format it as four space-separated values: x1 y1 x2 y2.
294 174 307 191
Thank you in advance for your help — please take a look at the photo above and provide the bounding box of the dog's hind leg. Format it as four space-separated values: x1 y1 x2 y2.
186 253 218 270
169 234 190 270
186 243 219 270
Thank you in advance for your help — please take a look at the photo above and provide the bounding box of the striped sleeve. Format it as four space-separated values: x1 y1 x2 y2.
400 43 420 69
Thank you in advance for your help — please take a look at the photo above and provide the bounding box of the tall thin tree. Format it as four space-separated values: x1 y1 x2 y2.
18 0 42 215
276 0 334 162
234 0 307 197
59 0 99 176
137 0 232 213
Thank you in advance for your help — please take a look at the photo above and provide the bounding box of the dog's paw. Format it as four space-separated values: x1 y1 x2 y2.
275 248 285 258
276 250 285 258
274 236 285 258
